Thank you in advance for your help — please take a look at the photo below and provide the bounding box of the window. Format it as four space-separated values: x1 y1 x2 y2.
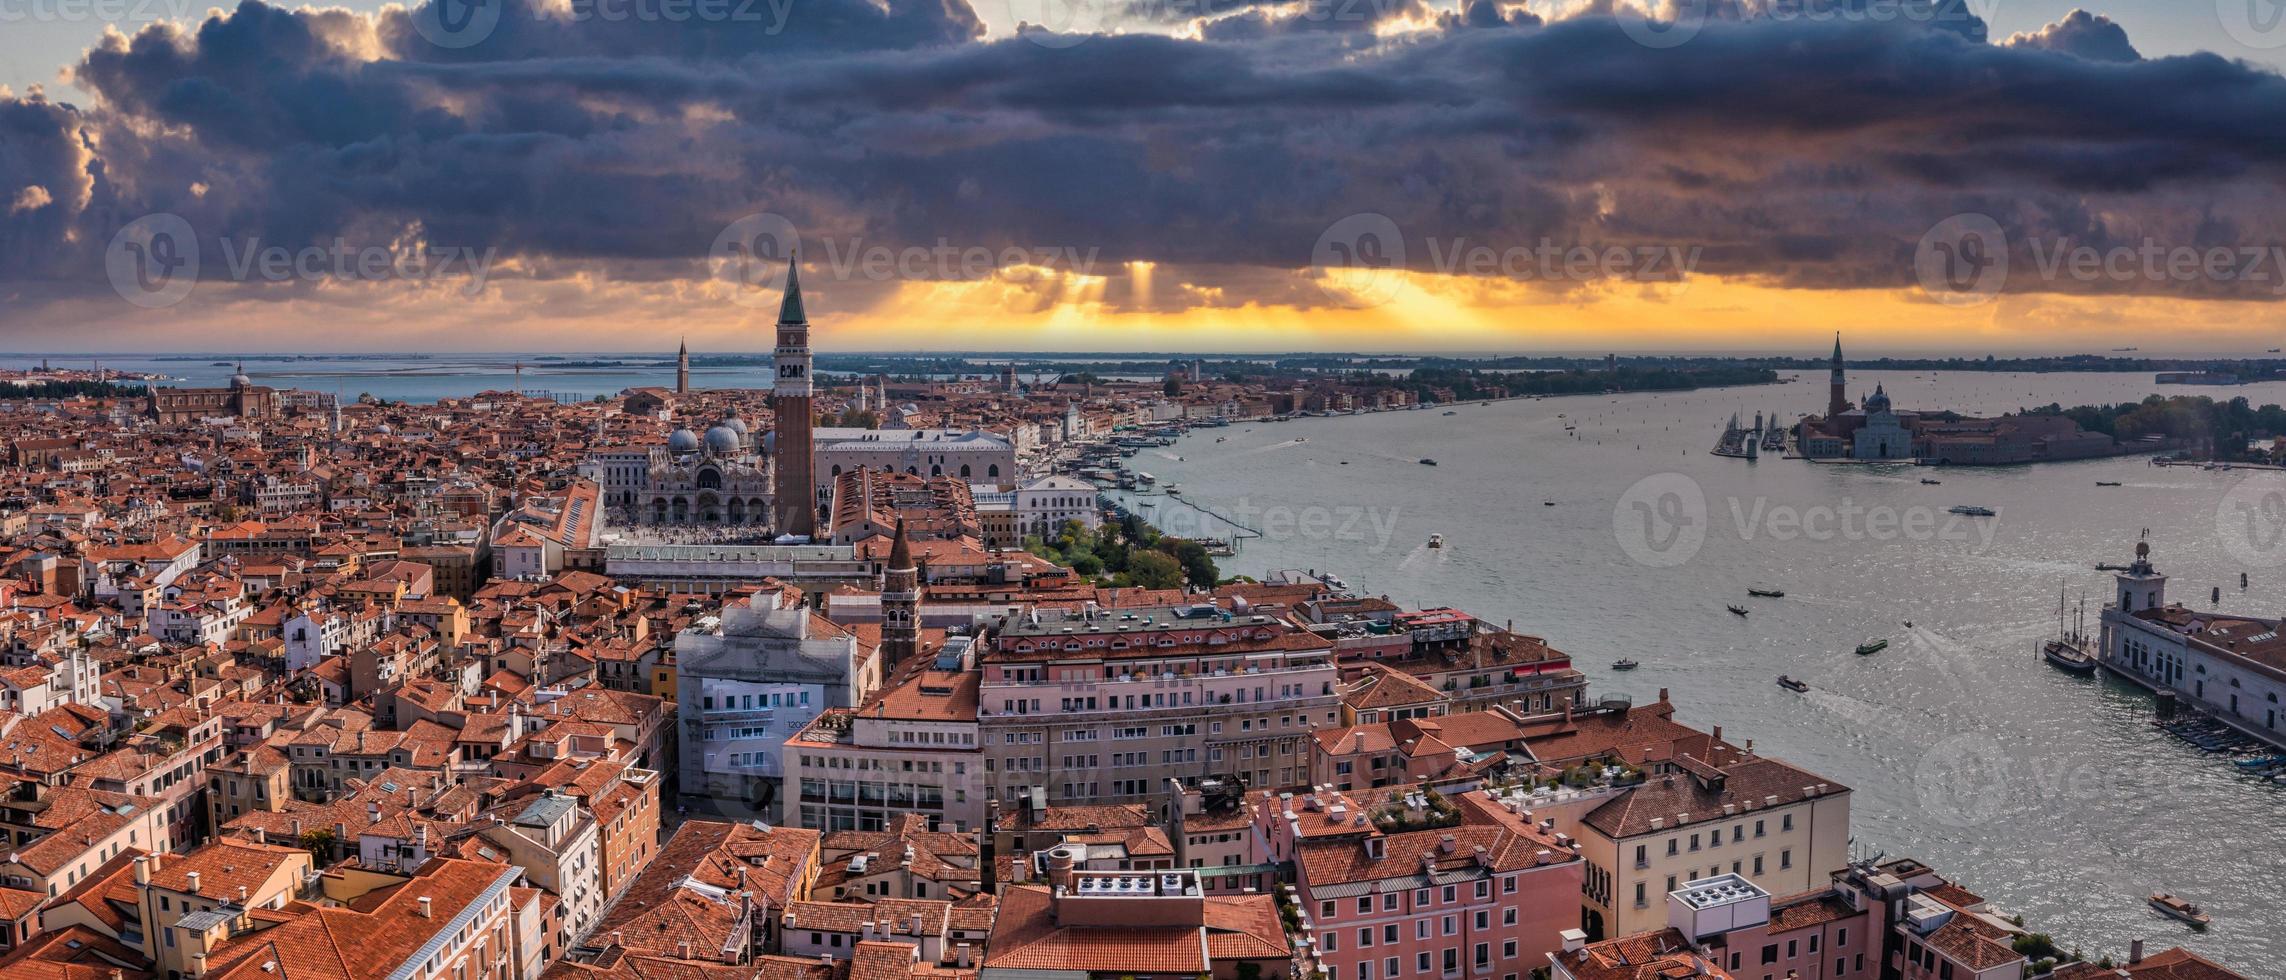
1761 944 1779 965
1384 925 1398 944
1358 928 1372 948
1321 933 1337 953
1781 849 1793 870
1321 901 1336 918
1358 897 1373 915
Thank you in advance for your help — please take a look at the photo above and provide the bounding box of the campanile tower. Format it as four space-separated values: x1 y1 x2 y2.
772 255 818 538
1827 332 1848 420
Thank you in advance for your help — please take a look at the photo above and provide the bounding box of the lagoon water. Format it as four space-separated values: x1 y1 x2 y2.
1114 371 2286 968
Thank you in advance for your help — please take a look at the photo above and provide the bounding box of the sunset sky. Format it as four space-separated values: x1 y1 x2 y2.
7 0 2286 353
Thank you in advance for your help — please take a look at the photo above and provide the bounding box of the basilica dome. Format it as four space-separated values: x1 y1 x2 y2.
669 426 702 455
704 423 744 456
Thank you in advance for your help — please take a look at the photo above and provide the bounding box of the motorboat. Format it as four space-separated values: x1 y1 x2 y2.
1611 659 1639 671
1855 639 1888 655
1428 533 1444 549
2149 893 2211 930
1777 676 1809 693
1748 588 1784 598
1728 605 1750 617
1948 505 1996 517
1419 458 1438 466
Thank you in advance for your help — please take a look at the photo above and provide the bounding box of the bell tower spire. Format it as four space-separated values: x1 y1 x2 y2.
771 252 818 538
1827 332 1848 420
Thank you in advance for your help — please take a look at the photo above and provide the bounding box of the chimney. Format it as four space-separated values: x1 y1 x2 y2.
186 871 202 893
956 944 973 969
1658 687 1669 702
2129 939 2145 965
417 896 433 918
1711 725 1723 744
134 855 154 885
1560 929 1587 953
1046 845 1077 903
678 941 692 959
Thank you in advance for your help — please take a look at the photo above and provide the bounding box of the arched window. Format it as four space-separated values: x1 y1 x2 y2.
988 464 1001 478
960 464 972 478
931 465 942 477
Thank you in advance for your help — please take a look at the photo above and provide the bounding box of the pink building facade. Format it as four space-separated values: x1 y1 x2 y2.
1278 789 1584 980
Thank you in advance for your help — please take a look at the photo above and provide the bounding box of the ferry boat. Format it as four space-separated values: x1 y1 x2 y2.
1777 675 1809 693
1611 659 1639 671
1428 533 1444 549
1748 587 1785 598
2148 893 2211 929
1855 639 1888 656
1947 505 1996 517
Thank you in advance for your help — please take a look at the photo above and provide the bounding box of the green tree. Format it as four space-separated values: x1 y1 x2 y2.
1163 539 1219 589
1163 376 1183 397
300 828 338 863
1126 551 1185 590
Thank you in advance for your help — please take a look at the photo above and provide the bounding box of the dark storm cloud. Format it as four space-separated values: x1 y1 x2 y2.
6 0 2286 310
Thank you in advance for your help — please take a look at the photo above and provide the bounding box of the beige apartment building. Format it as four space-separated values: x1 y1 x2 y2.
1530 753 1853 939
978 604 1342 806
